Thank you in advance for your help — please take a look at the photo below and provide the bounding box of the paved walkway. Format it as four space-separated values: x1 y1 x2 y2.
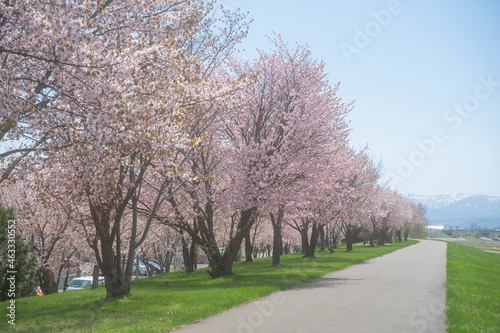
173 240 447 333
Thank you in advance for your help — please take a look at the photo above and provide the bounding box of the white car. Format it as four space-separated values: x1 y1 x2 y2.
67 276 105 291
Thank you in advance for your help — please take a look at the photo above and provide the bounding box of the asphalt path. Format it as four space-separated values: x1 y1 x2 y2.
173 240 447 333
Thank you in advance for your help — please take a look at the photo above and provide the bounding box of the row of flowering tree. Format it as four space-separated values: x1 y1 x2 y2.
0 0 426 299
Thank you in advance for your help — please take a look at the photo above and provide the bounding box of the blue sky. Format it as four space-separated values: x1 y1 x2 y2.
221 0 500 197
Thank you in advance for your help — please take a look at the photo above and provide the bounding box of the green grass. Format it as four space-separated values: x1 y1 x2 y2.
446 243 500 333
1 241 417 332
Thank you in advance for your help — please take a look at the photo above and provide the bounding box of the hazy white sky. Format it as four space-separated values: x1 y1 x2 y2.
221 0 500 197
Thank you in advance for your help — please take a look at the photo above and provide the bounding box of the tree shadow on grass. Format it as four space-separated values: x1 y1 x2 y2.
17 295 111 332
136 254 370 294
26 284 175 325
291 277 363 291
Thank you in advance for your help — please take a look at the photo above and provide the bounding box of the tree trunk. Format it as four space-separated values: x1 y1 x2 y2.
377 227 386 246
386 229 393 243
163 252 174 273
102 264 129 298
252 244 259 259
63 269 70 292
221 208 256 274
270 207 284 266
303 244 315 257
326 224 341 253
98 236 130 299
271 221 282 265
319 225 326 251
191 241 198 270
91 265 100 289
182 236 195 272
404 229 410 241
38 268 58 295
301 231 308 254
206 246 224 278
55 253 65 289
245 232 253 262
344 223 356 252
283 242 290 254
206 208 257 278
297 219 310 255
303 222 320 258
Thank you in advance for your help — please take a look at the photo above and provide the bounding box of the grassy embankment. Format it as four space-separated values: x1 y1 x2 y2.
1 240 417 332
446 242 500 332
456 237 500 252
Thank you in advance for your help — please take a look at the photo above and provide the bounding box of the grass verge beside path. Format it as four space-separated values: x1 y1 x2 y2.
456 237 500 253
2 240 417 332
446 243 500 333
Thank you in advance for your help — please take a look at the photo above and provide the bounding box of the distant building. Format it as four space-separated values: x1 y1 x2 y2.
470 223 478 230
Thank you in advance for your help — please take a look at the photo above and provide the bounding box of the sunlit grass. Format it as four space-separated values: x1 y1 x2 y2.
446 243 500 333
1 241 417 332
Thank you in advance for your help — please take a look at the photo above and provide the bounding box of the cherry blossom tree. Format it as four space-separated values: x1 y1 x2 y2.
224 36 353 264
360 187 390 246
1 1 430 294
0 180 85 294
102 3 254 279
147 124 256 277
358 187 425 247
1 0 246 298
283 143 377 257
282 221 301 254
135 222 182 275
389 193 410 243
402 201 426 241
246 215 274 260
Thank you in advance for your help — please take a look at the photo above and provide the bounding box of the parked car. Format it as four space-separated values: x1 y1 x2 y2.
67 276 105 291
133 260 162 275
143 260 162 274
148 259 162 269
131 261 148 276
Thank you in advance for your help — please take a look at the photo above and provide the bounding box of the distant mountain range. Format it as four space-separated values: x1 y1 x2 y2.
403 193 500 229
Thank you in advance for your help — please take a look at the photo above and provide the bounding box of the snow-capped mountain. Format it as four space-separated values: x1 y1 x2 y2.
403 193 500 228
403 193 473 210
